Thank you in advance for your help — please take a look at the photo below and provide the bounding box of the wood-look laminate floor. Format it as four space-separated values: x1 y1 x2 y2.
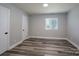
1 38 79 56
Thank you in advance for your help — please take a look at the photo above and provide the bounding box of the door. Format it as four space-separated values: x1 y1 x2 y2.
22 15 28 40
0 5 10 54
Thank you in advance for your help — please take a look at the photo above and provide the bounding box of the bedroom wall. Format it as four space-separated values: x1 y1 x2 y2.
29 13 67 38
67 6 79 48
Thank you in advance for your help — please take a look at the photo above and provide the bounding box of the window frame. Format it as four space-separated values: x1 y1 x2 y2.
45 18 58 30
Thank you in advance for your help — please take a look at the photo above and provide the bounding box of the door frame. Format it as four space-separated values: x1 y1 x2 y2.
7 7 10 50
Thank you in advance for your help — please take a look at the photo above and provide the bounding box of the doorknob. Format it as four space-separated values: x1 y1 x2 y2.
23 29 24 31
5 32 8 34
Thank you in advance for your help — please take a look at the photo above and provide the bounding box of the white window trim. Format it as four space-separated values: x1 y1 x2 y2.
45 18 58 30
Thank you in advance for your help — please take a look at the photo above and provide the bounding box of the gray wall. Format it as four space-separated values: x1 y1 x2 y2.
67 6 79 47
29 13 67 38
0 4 29 47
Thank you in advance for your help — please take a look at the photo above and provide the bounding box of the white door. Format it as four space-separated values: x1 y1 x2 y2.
0 6 10 54
22 15 28 40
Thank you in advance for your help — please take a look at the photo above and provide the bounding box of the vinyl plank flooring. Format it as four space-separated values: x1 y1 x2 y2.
1 38 79 56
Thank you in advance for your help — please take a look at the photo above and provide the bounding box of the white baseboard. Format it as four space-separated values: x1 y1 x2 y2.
66 39 79 49
8 36 66 50
8 37 30 50
29 36 67 40
25 36 30 40
8 36 79 50
8 40 24 50
29 36 79 49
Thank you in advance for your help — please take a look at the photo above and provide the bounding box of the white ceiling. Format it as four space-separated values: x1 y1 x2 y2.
13 3 79 14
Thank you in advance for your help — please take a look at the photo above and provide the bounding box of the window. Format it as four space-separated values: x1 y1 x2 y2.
45 18 58 30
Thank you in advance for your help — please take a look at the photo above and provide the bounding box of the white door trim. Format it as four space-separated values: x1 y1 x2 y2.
7 7 10 50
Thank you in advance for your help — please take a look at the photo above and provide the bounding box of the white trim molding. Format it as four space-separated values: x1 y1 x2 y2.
29 36 79 49
29 36 67 40
8 36 29 50
25 36 30 40
66 39 79 49
8 39 24 50
8 36 79 51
